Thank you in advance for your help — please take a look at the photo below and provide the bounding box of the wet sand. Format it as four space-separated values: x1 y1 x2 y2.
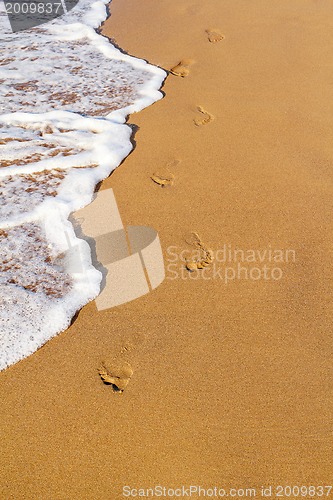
1 0 333 498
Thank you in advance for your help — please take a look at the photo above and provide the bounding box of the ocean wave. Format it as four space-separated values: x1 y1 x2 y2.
0 0 166 370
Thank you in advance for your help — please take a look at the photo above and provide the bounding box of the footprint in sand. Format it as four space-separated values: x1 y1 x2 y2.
185 232 213 271
170 59 195 78
206 28 224 43
151 159 180 187
193 106 214 126
151 173 175 188
98 359 133 392
120 343 134 354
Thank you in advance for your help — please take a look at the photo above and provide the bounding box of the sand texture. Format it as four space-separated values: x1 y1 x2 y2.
1 0 333 498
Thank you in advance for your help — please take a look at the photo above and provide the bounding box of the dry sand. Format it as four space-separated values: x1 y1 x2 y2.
1 0 333 498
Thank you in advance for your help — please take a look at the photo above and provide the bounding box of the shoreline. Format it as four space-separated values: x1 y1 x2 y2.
0 0 166 372
1 0 333 497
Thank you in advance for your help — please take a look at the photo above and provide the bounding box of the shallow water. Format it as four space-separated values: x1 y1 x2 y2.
0 0 166 370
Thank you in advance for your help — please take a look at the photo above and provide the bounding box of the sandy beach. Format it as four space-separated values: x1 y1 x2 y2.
1 0 333 498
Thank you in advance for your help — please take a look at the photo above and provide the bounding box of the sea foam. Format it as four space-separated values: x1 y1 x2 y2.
0 0 166 370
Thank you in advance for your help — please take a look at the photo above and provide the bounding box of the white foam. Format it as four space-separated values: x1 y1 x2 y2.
0 0 166 370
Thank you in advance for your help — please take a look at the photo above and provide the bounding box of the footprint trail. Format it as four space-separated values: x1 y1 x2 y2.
206 28 224 43
193 106 214 126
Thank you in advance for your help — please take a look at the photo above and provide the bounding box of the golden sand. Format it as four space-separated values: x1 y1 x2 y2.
1 0 333 497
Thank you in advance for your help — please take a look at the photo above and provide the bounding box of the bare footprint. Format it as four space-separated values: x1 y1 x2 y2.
98 359 133 392
120 342 134 354
170 59 195 77
185 232 213 271
206 28 224 43
151 173 175 187
193 106 214 126
151 159 180 187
